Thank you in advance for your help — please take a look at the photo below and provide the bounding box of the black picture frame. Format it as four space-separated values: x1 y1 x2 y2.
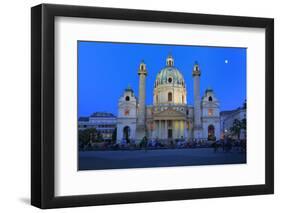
31 3 274 209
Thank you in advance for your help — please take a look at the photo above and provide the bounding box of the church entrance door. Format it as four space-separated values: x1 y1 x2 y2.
123 126 130 143
208 124 215 141
168 129 173 139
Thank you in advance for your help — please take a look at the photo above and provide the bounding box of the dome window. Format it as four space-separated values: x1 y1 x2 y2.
168 77 173 83
125 96 130 101
208 96 213 102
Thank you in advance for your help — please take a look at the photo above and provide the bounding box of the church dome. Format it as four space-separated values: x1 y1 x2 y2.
153 54 187 105
154 55 185 88
155 67 185 87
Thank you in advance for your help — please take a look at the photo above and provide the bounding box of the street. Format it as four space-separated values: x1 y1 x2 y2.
78 148 246 170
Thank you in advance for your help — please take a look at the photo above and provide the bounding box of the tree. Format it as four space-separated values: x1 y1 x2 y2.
230 119 242 140
111 128 117 142
78 128 103 150
240 118 247 139
96 131 103 142
241 118 246 130
243 99 247 109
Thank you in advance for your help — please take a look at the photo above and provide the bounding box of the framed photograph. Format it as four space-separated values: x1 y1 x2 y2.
31 3 274 209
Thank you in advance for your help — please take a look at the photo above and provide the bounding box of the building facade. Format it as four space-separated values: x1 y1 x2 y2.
117 54 221 143
220 107 246 140
78 112 117 141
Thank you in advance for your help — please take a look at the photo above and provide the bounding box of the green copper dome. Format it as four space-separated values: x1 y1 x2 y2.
154 56 185 88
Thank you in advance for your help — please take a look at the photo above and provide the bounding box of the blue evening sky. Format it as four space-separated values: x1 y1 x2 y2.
78 41 246 117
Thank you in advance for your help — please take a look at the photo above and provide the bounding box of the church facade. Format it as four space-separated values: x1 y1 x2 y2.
116 54 220 143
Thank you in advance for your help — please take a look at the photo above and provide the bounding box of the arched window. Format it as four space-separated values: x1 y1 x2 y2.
156 95 158 104
208 109 213 116
208 96 213 102
125 96 130 101
182 95 184 103
168 92 173 102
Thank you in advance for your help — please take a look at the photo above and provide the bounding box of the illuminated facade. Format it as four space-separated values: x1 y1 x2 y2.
78 112 117 141
117 54 220 143
220 107 246 140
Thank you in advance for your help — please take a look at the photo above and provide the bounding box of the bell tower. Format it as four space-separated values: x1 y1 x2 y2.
116 86 137 143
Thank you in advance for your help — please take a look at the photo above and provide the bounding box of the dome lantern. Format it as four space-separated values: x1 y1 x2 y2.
166 54 174 67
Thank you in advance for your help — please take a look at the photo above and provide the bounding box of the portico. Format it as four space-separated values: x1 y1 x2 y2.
152 109 188 140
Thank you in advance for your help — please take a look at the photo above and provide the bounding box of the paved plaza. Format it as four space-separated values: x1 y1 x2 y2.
78 148 246 170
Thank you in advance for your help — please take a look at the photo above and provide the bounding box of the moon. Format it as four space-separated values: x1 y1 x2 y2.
225 59 228 64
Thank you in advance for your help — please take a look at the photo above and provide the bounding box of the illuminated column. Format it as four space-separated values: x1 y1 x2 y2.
158 120 161 139
172 121 175 139
184 120 187 139
157 121 159 138
161 120 163 139
152 121 156 138
181 120 184 138
165 120 167 139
